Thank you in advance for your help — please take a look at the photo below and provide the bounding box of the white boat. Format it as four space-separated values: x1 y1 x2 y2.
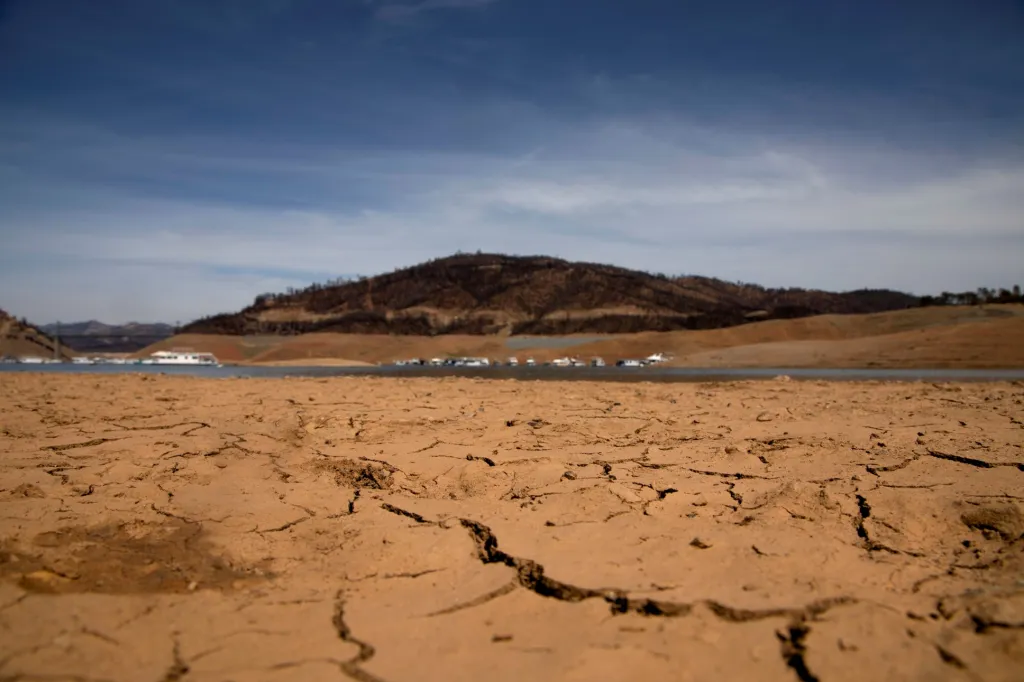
644 352 672 365
145 350 221 366
551 357 573 367
19 356 45 364
72 357 95 365
525 357 536 367
616 358 643 367
591 357 606 367
507 357 519 366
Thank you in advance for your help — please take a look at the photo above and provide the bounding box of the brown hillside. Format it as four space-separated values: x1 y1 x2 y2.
0 309 73 360
146 304 1024 368
672 316 1024 369
181 253 918 337
570 303 1024 360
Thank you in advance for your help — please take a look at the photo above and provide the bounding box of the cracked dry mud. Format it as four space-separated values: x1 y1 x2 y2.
1 374 1023 681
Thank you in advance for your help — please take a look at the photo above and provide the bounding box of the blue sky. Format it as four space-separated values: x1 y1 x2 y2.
1 0 1022 323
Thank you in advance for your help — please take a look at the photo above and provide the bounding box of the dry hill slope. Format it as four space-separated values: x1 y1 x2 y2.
182 253 918 337
146 304 1024 368
0 309 72 360
670 314 1024 369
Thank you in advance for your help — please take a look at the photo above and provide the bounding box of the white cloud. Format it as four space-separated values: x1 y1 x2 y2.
2 114 1023 323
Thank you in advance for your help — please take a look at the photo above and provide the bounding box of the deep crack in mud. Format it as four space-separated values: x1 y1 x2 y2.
457 517 856 623
333 593 388 682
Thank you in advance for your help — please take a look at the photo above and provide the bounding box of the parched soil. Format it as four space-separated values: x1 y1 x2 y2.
0 373 1022 681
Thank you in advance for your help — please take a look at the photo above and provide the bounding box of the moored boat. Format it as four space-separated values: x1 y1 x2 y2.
143 350 221 366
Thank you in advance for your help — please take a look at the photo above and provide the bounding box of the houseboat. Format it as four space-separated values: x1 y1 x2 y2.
103 357 132 365
143 350 221 366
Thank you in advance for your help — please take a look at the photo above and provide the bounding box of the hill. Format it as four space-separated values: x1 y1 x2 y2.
0 309 73 360
182 253 919 336
40 321 176 353
147 304 1024 368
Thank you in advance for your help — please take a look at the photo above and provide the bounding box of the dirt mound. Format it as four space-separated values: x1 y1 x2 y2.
311 458 397 490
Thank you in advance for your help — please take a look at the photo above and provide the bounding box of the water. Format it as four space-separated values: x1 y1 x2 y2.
2 363 1022 383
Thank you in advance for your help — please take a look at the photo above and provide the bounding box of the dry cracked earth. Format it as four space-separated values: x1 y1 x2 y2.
1 373 1023 682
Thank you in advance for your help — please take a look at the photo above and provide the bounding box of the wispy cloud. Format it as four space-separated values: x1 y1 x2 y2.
2 0 1022 323
3 109 1022 323
372 0 498 22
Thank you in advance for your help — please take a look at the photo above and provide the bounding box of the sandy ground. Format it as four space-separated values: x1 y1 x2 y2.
1 373 1023 682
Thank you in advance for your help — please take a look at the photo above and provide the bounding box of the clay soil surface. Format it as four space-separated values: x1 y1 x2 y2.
1 373 1023 681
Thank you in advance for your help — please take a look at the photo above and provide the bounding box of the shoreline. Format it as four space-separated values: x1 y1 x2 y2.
233 357 374 367
4 363 1024 383
112 305 1024 370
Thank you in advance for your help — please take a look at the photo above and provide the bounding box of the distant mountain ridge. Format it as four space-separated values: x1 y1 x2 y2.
182 253 920 336
40 321 175 337
39 320 176 353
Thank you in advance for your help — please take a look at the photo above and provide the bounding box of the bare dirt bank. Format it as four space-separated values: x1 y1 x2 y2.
141 304 1024 368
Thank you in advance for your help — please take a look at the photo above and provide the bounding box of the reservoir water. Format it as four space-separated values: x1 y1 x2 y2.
2 364 1022 382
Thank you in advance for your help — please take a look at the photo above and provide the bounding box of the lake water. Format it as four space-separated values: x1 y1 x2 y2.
2 363 1022 383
